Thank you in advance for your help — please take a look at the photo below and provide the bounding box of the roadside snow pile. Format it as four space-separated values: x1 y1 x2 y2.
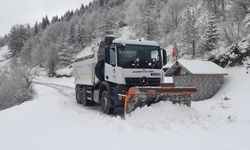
55 66 74 77
124 102 214 130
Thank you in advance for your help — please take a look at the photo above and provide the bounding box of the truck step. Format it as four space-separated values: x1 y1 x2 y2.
86 91 92 94
86 96 92 100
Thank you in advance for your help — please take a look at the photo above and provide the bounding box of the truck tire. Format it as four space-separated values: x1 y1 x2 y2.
95 60 105 81
101 91 114 114
75 84 82 104
81 86 95 106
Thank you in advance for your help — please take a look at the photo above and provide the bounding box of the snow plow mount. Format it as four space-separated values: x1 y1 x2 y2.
124 86 196 114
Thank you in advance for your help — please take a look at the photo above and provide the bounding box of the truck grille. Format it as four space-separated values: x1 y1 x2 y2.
125 78 161 86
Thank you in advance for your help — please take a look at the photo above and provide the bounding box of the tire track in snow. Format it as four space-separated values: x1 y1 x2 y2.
33 81 74 98
33 80 105 115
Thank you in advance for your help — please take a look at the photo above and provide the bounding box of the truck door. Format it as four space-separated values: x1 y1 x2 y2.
105 45 117 83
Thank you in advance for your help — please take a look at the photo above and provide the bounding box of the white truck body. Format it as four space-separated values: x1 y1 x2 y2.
74 53 98 86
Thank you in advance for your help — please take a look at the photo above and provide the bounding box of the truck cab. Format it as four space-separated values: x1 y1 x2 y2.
105 39 166 86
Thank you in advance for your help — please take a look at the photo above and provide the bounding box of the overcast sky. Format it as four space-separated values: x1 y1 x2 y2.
0 0 93 36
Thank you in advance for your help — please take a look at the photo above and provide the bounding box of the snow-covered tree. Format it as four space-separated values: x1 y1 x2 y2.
8 25 30 57
20 38 36 65
143 1 159 40
75 26 86 47
33 21 39 36
51 16 60 23
203 11 219 52
58 48 73 67
244 8 250 28
228 0 250 21
39 22 68 74
67 23 76 45
137 0 161 40
42 15 50 30
177 5 200 57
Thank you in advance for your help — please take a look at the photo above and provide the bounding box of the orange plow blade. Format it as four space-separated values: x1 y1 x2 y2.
124 86 196 114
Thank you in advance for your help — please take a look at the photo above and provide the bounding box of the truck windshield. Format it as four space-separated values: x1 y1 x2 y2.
117 45 162 69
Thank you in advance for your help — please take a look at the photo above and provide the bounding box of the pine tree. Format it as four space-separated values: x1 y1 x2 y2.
51 16 59 23
75 26 86 47
33 21 39 36
78 4 86 16
62 10 74 22
8 25 30 57
203 12 219 52
141 0 159 41
42 15 50 30
178 5 199 56
67 23 76 45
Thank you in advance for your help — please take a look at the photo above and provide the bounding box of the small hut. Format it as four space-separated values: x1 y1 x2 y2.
165 60 228 101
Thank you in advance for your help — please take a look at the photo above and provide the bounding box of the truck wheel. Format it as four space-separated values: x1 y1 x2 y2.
75 84 82 104
81 86 94 106
101 91 114 114
81 86 87 106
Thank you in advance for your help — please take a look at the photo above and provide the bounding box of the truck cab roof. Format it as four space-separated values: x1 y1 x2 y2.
112 39 160 47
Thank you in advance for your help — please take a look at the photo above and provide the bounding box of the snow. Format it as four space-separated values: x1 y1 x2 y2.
0 67 250 150
75 44 97 60
116 26 136 41
56 66 74 76
177 59 228 75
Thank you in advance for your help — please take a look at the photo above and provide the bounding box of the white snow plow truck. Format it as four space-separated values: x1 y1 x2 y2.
74 36 196 115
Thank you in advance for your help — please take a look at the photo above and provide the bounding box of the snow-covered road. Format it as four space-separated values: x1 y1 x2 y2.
0 68 250 150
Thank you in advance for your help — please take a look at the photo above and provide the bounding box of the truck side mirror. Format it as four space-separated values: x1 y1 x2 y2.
162 49 167 65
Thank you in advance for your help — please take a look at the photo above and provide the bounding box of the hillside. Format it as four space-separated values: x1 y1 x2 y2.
0 0 249 75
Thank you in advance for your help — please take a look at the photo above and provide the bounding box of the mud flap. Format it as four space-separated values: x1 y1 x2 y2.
124 86 196 114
